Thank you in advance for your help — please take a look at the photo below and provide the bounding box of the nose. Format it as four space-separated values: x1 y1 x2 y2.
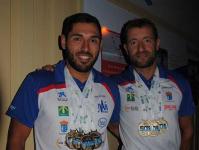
137 41 145 52
82 39 89 52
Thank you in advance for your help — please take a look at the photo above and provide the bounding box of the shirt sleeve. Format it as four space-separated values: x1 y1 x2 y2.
6 73 39 128
178 79 195 116
110 84 120 123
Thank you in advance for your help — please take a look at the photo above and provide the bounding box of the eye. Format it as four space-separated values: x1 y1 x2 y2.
90 38 100 44
129 40 138 47
143 37 153 44
71 36 82 42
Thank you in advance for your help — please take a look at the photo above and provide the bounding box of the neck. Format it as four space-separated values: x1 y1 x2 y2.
66 65 90 83
134 63 157 80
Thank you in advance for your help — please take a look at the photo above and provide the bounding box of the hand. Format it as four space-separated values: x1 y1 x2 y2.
36 64 55 72
42 64 55 71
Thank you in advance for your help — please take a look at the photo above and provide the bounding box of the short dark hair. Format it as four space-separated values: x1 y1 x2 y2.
62 13 102 39
120 18 158 45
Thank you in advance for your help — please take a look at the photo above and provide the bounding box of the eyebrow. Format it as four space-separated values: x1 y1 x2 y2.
69 33 101 39
128 36 154 41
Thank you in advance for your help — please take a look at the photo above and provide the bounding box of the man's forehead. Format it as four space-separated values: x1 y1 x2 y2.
70 23 100 34
127 27 153 38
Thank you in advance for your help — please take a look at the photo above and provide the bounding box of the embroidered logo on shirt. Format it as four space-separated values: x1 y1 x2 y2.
58 106 69 116
127 93 135 101
57 91 68 101
60 120 68 133
125 86 135 101
165 91 172 101
98 117 107 128
98 100 108 113
9 105 16 111
164 105 176 110
125 105 139 112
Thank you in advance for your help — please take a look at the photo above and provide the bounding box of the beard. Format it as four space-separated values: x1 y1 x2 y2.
130 50 157 68
64 49 99 73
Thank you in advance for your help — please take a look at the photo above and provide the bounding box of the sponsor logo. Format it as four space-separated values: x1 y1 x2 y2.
125 105 139 112
125 86 134 93
57 91 68 101
164 105 176 110
127 93 135 101
60 120 68 133
58 106 69 116
98 117 107 128
9 105 16 111
165 91 172 101
94 95 106 98
56 137 64 148
98 100 108 113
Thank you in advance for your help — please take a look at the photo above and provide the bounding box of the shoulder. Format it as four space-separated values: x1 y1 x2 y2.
160 66 191 92
111 66 135 85
27 70 55 85
167 69 189 86
93 69 120 96
93 69 116 85
26 60 65 87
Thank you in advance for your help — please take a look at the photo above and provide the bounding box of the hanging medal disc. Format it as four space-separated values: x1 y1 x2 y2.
149 120 160 136
138 120 151 136
158 117 168 134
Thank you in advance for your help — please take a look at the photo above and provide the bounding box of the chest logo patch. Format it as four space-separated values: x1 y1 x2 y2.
125 86 135 101
58 106 69 116
98 117 108 128
98 100 108 113
60 120 68 133
57 91 68 101
165 91 173 101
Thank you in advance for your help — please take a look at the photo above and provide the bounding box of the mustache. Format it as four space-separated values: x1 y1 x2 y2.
76 51 93 57
135 51 150 56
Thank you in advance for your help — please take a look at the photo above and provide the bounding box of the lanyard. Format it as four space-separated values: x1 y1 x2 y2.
133 68 163 120
64 67 97 133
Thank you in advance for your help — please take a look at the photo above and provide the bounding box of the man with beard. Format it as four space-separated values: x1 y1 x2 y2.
111 18 195 150
6 13 120 150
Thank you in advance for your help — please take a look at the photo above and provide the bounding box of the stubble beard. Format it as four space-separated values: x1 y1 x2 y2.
131 50 157 68
65 50 99 72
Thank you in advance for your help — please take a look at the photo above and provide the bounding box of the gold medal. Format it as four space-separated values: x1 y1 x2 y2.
150 120 160 136
158 118 168 134
138 120 151 136
65 129 102 149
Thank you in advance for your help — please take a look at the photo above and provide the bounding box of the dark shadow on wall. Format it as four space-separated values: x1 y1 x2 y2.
0 82 3 133
175 59 199 106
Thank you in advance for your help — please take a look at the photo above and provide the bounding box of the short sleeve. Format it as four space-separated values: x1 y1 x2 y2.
6 74 39 128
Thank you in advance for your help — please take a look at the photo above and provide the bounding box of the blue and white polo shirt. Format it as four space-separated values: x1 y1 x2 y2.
7 60 120 150
111 65 195 150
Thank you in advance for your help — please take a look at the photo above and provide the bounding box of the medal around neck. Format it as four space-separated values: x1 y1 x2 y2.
138 118 168 137
65 129 102 150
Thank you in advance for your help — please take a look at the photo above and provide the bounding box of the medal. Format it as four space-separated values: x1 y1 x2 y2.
149 120 160 136
138 120 151 136
134 68 169 137
65 129 102 150
158 117 168 134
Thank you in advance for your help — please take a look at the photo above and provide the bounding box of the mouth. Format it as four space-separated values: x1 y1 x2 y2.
136 51 150 58
77 53 93 63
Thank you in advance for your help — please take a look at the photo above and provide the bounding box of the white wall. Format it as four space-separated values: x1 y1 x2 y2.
83 0 191 69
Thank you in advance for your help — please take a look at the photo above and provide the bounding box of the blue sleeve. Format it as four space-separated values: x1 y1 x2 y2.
110 84 120 123
178 79 195 116
6 74 39 128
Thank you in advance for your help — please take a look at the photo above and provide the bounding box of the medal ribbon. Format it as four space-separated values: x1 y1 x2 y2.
133 67 163 120
64 67 97 133
133 67 168 136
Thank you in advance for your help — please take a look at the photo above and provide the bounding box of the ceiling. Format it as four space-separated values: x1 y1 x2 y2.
127 0 199 47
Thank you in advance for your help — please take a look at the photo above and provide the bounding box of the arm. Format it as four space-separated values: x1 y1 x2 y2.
108 122 120 139
6 118 32 150
179 116 194 150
